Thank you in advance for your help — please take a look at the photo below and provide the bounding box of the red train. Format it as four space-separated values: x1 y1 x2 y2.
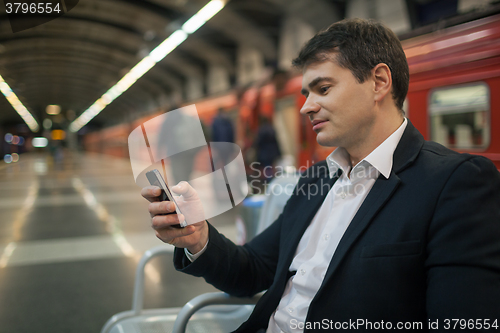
84 14 500 170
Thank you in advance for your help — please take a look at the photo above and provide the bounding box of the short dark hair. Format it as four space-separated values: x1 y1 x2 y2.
292 18 409 111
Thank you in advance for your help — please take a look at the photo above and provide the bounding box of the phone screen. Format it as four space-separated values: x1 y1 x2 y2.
146 169 186 228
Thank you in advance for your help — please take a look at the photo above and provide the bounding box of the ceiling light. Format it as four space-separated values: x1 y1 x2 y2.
182 0 224 34
149 30 188 62
46 105 61 115
0 75 39 132
32 137 48 148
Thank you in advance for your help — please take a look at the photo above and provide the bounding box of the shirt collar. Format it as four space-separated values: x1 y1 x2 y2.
326 146 350 178
326 118 408 179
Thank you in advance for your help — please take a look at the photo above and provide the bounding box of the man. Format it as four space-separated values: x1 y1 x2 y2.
211 108 235 145
211 107 235 167
143 18 500 332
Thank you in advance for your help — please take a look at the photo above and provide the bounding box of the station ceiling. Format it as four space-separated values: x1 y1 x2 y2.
0 0 496 132
0 0 345 132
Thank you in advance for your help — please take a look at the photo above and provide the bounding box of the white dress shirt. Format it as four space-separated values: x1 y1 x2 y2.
267 118 407 333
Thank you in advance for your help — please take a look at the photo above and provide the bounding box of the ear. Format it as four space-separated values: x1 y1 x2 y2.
372 63 392 103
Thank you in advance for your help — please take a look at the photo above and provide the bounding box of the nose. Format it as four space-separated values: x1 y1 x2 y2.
299 96 320 116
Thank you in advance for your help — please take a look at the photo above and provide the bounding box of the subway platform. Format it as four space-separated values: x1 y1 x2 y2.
0 150 239 333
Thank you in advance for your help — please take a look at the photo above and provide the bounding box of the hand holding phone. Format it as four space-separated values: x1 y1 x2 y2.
146 169 187 228
142 170 208 252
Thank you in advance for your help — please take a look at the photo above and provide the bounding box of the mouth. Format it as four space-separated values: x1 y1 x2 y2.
311 119 328 131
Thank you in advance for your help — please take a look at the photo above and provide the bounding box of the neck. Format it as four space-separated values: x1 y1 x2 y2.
347 114 404 167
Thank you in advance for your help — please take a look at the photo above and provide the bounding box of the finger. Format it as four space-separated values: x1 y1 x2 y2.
154 225 197 244
184 225 197 234
171 225 196 237
148 201 176 216
154 230 165 242
141 186 162 202
151 211 181 228
154 230 174 244
171 181 197 199
190 219 206 227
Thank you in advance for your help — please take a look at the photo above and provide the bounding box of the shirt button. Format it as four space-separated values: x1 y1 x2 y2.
300 269 306 275
340 192 346 199
288 307 294 313
323 234 330 241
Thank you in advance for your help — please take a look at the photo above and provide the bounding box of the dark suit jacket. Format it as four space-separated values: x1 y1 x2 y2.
174 121 500 332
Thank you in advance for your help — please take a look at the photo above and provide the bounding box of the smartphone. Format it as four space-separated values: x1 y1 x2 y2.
146 169 186 228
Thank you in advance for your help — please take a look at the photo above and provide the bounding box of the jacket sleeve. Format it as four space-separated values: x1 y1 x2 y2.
426 156 500 321
173 214 283 297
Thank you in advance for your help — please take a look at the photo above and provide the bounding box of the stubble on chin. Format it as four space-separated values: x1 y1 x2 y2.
316 132 341 148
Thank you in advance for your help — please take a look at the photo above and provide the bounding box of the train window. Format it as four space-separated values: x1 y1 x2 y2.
429 83 490 150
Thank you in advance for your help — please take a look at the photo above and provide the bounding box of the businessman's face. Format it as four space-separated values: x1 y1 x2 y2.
300 56 376 149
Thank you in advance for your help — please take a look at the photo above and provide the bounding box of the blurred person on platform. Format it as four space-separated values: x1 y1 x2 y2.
161 108 200 184
211 108 235 166
255 116 281 180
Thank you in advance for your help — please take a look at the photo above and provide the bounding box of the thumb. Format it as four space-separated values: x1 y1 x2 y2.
171 181 197 198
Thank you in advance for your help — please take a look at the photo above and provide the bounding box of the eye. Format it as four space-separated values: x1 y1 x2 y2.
319 86 330 94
